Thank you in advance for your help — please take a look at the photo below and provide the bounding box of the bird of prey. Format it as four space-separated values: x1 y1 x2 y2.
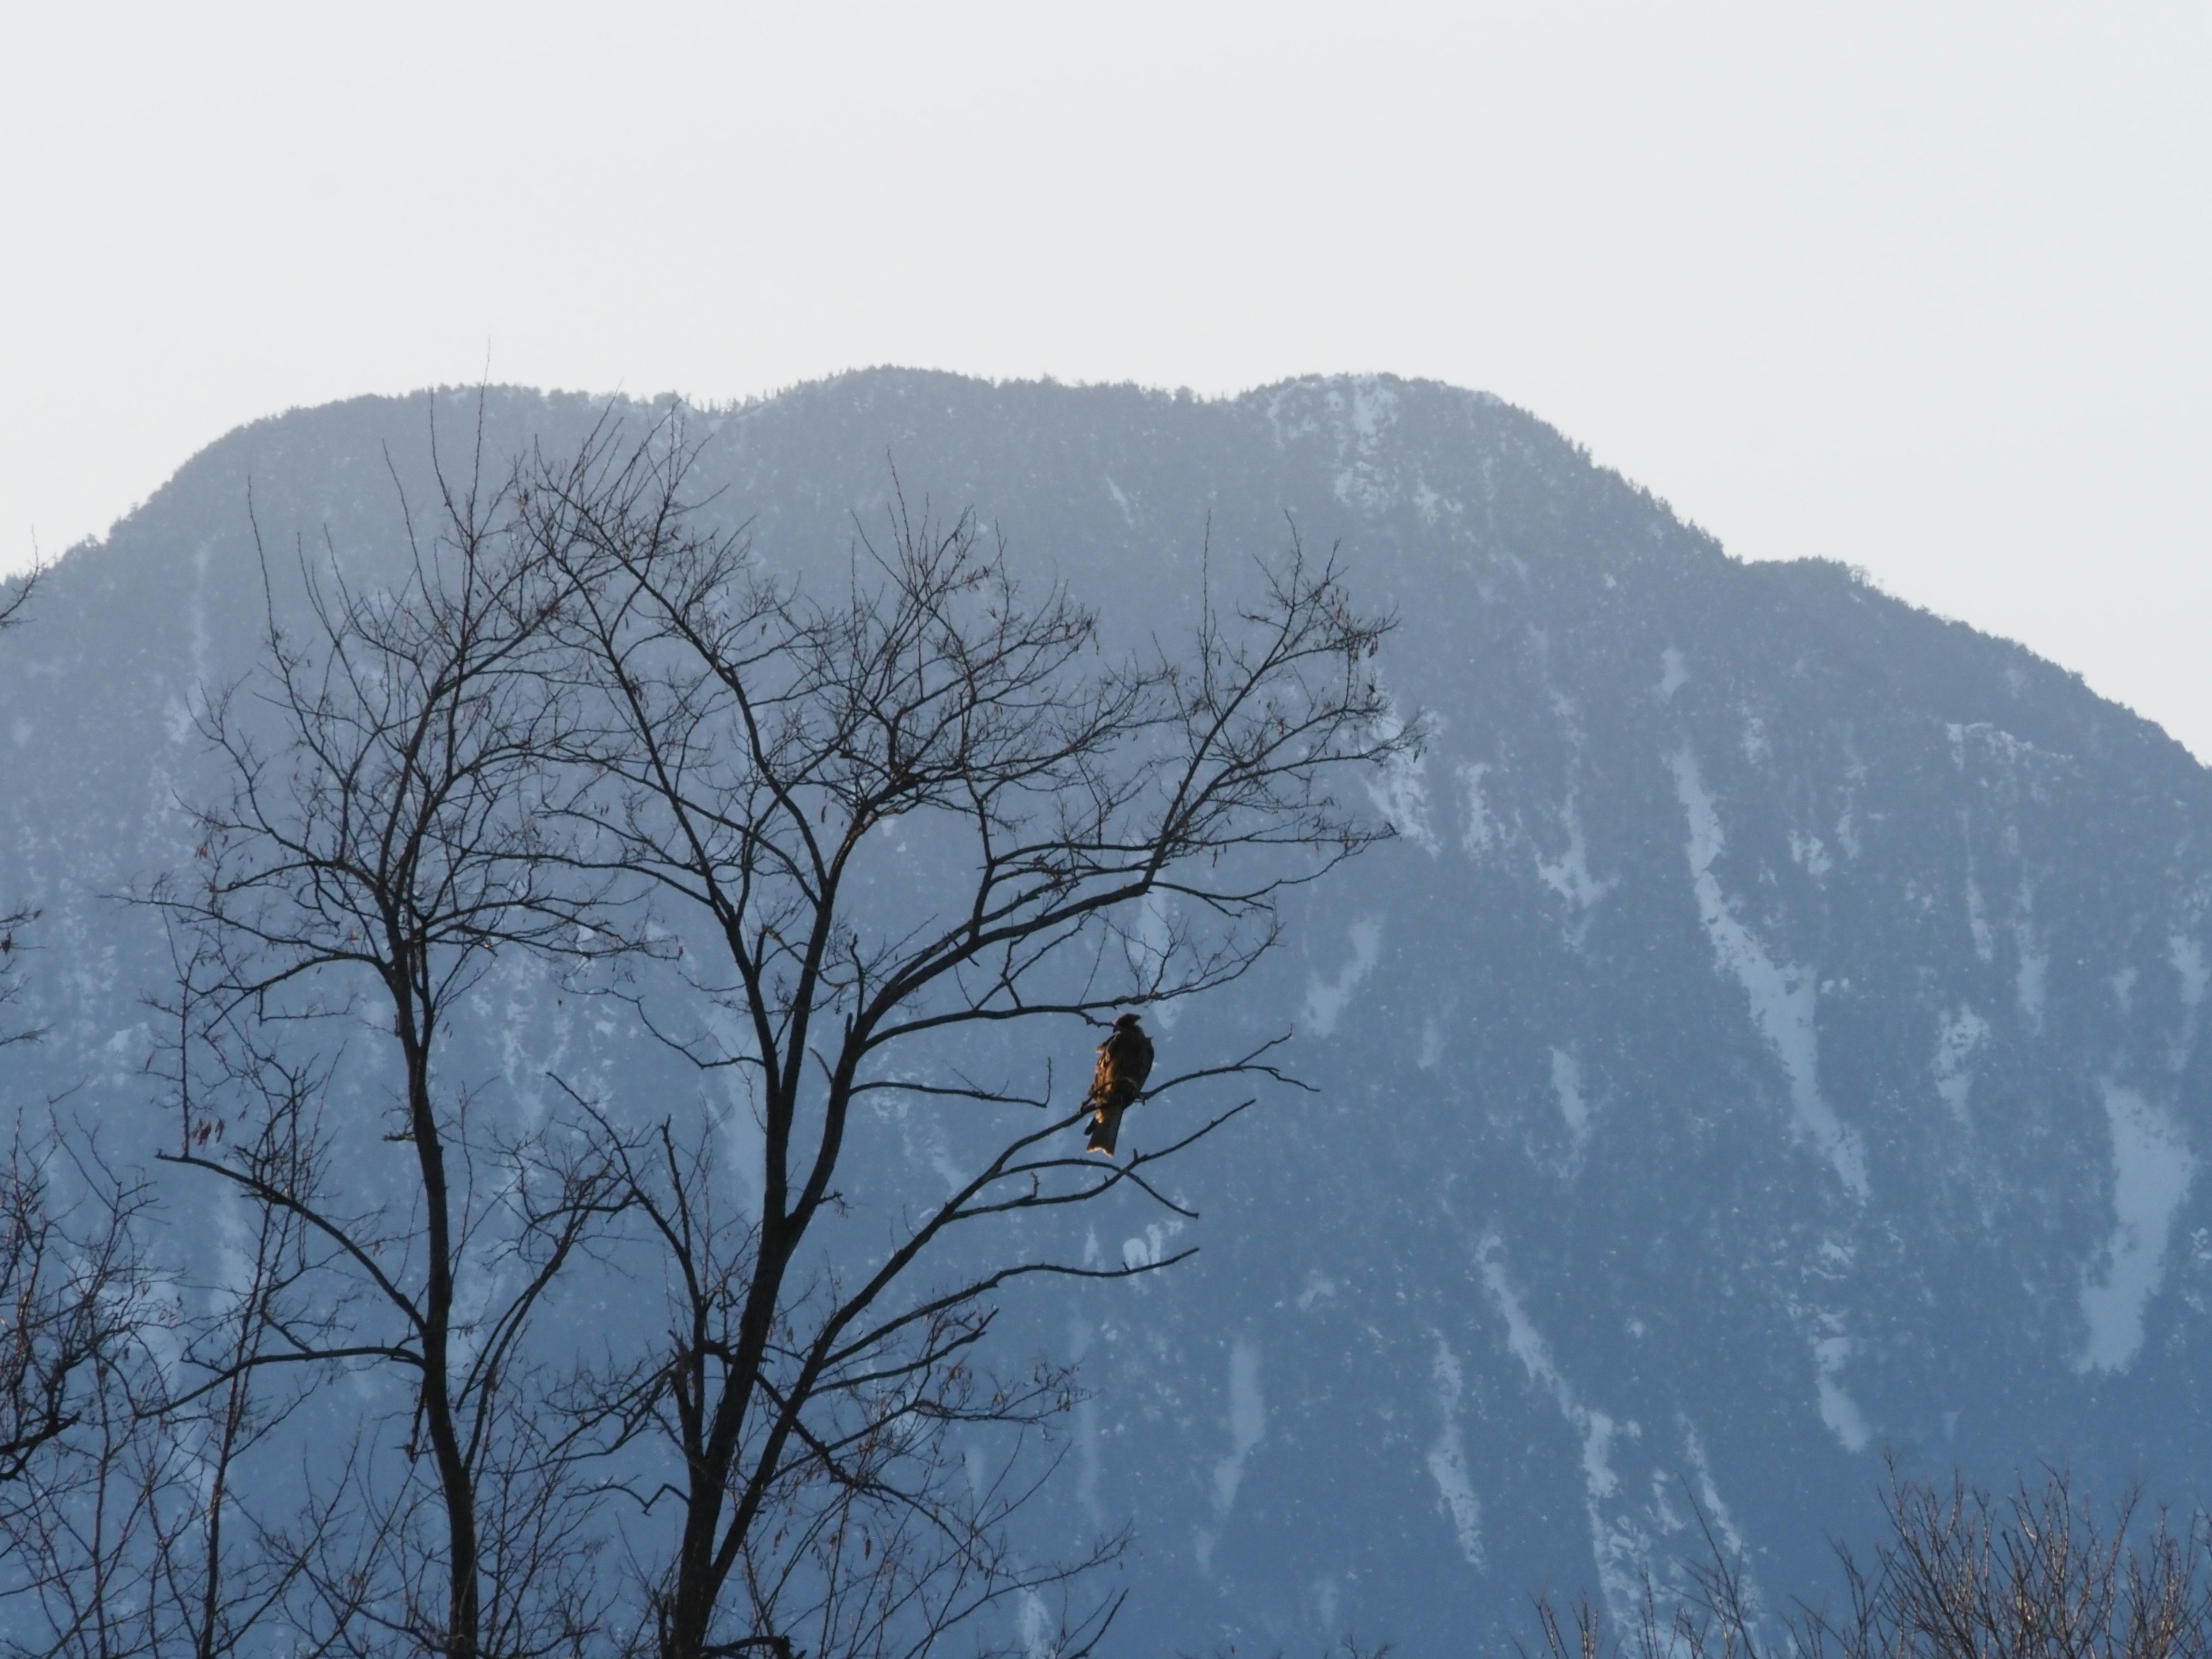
1083 1013 1154 1158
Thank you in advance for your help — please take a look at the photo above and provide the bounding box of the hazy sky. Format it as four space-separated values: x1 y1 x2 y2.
5 4 2207 751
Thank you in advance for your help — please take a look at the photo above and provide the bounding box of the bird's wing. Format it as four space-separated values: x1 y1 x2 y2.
1124 1029 1156 1093
1097 1028 1146 1094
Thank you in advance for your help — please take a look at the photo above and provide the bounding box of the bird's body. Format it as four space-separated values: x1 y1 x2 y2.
1084 1014 1154 1157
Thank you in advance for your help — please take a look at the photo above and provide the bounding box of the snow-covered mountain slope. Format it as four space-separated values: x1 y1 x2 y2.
4 371 2209 1656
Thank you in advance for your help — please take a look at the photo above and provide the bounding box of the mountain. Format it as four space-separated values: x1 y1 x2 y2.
3 371 2209 1657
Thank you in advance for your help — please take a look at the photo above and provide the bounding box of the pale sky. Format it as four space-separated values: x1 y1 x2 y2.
5 3 2207 752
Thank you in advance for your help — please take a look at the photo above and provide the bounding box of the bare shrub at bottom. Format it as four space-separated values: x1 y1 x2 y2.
1531 1468 2212 1659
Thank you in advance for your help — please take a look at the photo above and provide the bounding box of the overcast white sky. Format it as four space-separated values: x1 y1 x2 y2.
4 3 2207 751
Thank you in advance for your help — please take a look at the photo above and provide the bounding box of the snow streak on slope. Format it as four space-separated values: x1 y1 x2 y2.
1459 763 1498 855
1670 747 1869 1198
2169 935 2207 1072
2078 1082 2195 1374
1933 1009 1989 1127
1303 920 1381 1037
1812 1322 1872 1452
1427 1339 1484 1569
1479 1234 1646 1618
1196 1339 1267 1573
1366 704 1438 852
1551 1048 1592 1165
1537 790 1611 914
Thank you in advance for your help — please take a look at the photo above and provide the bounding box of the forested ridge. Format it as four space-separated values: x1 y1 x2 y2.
5 372 2211 1657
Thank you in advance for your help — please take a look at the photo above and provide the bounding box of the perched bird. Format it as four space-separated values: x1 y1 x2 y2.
1083 1013 1154 1158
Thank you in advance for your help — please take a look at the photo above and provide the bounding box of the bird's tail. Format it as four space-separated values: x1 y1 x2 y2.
1085 1097 1124 1158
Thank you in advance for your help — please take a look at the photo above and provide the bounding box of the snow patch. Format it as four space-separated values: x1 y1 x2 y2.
1479 1236 1646 1619
2016 930 2047 1027
1790 831 1833 878
1933 1007 1988 1127
1964 873 1995 963
2011 878 2046 1029
1460 763 1498 855
1677 1425 1756 1585
1195 1339 1267 1573
1427 1339 1485 1568
1218 1340 1266 1506
2078 1081 2195 1374
1017 1590 1055 1659
1656 649 1688 702
2173 936 2208 1007
1303 919 1381 1038
1411 478 1459 525
1328 380 1403 512
1813 1331 1871 1451
1366 713 1437 852
1120 1218 1182 1271
1312 1575 1343 1630
1551 1048 1592 1160
1481 1239 1562 1395
1787 831 1840 885
1536 791 1613 914
188 537 213 692
1067 1315 1103 1518
2170 936 2206 1072
1104 475 1134 526
1670 747 1869 1198
1124 891 1181 1028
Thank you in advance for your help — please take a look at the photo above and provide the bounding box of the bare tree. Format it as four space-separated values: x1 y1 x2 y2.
154 434 638 1659
0 1131 151 1505
574 1114 1131 1659
0 567 83 1498
2 1107 325 1659
1805 1469 2212 1659
1530 1468 2212 1659
2 563 44 1050
146 404 1412 1659
0 569 33 630
515 423 1414 1659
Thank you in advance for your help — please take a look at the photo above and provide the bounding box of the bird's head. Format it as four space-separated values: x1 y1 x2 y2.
1112 1012 1142 1030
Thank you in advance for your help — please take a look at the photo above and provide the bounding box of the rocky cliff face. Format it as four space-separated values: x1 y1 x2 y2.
5 371 2208 1656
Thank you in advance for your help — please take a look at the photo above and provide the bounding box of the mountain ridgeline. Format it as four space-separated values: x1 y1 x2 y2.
3 372 2208 1656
